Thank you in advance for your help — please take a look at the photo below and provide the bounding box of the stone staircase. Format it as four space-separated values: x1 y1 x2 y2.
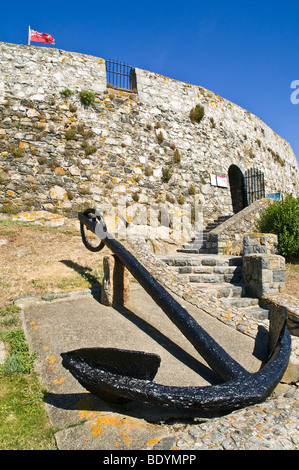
179 215 231 254
158 253 269 320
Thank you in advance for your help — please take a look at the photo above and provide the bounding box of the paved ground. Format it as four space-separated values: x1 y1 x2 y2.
18 280 298 451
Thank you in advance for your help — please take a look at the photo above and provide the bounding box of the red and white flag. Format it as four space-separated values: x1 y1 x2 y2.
29 27 55 44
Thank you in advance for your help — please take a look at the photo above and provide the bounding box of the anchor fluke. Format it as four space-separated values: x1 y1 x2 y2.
61 348 161 404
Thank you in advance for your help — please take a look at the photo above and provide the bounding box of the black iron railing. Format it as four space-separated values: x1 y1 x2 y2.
244 168 265 205
106 59 137 91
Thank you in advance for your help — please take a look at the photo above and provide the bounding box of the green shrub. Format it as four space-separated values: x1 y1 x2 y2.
81 140 97 155
188 185 196 195
256 195 299 260
173 149 181 164
156 131 164 144
7 145 25 158
132 192 140 202
60 88 74 98
80 90 96 107
1 203 18 214
190 104 205 124
65 126 78 140
162 167 171 182
177 194 185 205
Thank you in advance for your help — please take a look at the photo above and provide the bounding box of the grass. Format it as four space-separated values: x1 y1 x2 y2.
0 313 55 449
0 371 54 450
0 217 105 449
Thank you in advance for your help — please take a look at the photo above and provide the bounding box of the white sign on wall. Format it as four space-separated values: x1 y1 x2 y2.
210 174 217 186
216 175 229 188
210 174 229 188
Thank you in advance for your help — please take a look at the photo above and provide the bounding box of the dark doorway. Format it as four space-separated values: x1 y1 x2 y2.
228 165 246 214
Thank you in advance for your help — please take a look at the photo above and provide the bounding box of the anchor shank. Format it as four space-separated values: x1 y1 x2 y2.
79 211 248 382
106 236 248 382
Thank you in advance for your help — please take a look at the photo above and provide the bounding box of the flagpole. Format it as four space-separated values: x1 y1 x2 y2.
28 26 30 46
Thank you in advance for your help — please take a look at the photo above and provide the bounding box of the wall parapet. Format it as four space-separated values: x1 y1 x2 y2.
205 198 270 255
242 253 285 299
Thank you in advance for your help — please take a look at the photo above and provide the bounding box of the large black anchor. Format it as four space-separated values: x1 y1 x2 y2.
61 208 291 414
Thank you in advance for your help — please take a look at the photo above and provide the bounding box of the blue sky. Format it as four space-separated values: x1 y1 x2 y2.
1 0 298 166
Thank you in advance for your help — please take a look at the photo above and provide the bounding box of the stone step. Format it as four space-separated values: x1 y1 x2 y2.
177 248 215 255
177 265 242 275
191 282 248 299
178 265 242 276
241 305 269 320
158 254 242 268
220 297 269 320
220 297 259 308
178 272 243 284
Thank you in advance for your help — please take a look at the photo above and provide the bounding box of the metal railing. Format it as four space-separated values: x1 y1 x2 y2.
106 59 137 91
244 168 265 205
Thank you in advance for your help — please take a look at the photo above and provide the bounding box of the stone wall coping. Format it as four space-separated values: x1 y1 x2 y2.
209 198 270 235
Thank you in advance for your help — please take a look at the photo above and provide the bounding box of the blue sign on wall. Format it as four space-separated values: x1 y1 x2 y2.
267 193 282 200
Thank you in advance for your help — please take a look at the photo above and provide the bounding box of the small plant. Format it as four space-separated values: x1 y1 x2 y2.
79 187 91 195
274 152 285 167
132 192 140 202
80 90 96 107
173 149 181 164
0 305 20 327
162 167 171 182
77 124 94 139
38 155 47 165
66 190 74 200
144 167 153 177
190 104 205 124
145 237 156 253
81 140 97 155
188 185 196 195
69 103 77 113
166 193 175 203
1 203 18 214
48 159 60 170
65 126 78 140
156 131 164 144
60 88 74 98
177 194 185 205
7 145 25 158
0 328 35 375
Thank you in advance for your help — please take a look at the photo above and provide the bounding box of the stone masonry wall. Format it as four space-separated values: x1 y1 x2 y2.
0 42 298 233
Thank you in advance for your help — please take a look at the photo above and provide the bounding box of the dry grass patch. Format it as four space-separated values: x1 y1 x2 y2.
285 263 299 298
0 218 106 312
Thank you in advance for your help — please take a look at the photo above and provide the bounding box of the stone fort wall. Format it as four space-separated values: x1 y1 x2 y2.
0 42 298 230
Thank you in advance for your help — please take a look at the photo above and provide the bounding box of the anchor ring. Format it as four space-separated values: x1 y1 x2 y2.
79 208 107 252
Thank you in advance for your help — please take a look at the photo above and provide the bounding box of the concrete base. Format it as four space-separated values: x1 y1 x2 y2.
19 282 266 450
